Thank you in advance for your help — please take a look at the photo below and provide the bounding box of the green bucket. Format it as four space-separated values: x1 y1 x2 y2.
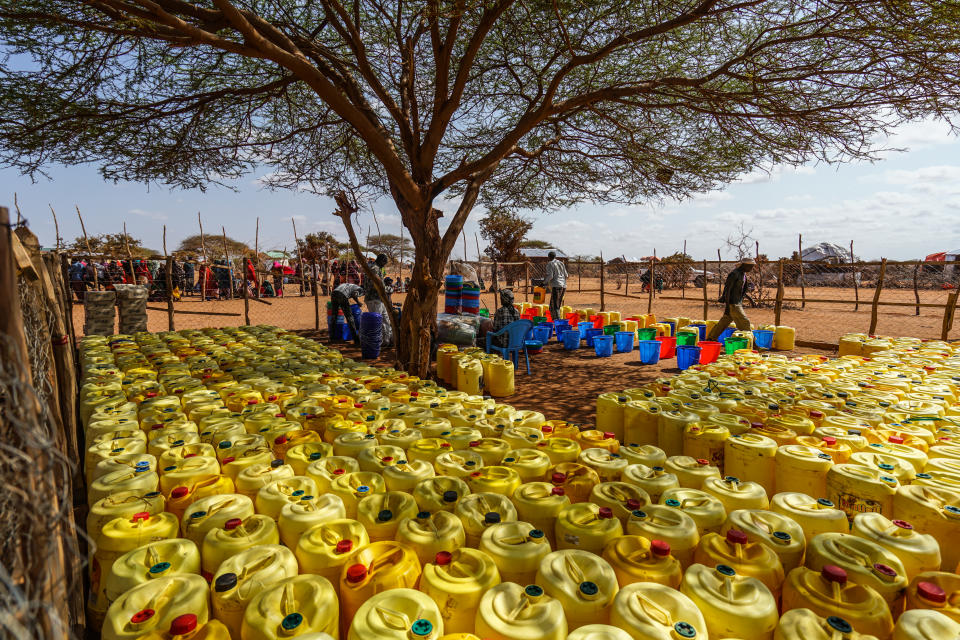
676 332 698 346
533 316 548 325
724 337 749 354
479 309 490 318
637 327 657 341
603 323 621 336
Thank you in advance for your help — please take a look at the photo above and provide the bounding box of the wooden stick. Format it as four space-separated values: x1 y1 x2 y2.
313 259 320 331
76 205 98 290
681 239 687 299
755 240 763 304
702 259 708 320
851 239 859 311
13 192 22 225
869 258 887 335
599 252 606 312
717 248 723 299
163 225 168 257
775 259 785 325
942 292 958 341
146 306 241 317
914 261 921 316
48 203 61 251
577 258 581 292
165 255 175 331
291 217 305 297
647 254 654 314
798 234 806 308
625 268 629 296
122 222 136 285
462 230 468 262
524 262 530 303
220 226 233 299
242 256 250 325
254 217 260 298
198 212 208 302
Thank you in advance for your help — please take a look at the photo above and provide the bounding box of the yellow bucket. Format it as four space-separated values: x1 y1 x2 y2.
241 575 339 640
420 548 501 634
536 549 620 630
680 563 779 640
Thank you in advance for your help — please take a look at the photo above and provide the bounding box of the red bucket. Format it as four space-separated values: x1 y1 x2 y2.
698 340 722 364
656 336 677 359
590 315 604 329
566 312 580 326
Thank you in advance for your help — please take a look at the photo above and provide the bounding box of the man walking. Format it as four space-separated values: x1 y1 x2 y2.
330 281 364 346
544 251 567 322
706 258 756 341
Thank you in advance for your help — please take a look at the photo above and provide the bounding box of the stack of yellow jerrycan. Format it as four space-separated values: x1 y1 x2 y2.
81 325 960 639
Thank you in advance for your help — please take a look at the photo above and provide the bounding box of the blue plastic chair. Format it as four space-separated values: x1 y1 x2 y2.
486 319 534 374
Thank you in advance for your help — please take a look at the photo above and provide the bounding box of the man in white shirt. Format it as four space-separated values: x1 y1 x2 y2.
331 282 364 346
544 251 568 323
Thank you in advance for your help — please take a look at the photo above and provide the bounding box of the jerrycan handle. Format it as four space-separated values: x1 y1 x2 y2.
562 554 587 585
237 552 279 580
748 512 773 534
633 590 673 626
145 544 160 569
280 580 298 617
832 538 873 568
372 603 416 631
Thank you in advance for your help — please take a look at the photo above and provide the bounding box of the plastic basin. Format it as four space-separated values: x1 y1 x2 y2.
533 325 552 344
593 335 614 357
533 316 548 325
638 340 661 365
718 328 735 343
603 324 621 336
698 341 722 364
585 328 604 347
524 340 543 354
677 346 701 370
578 321 593 340
614 331 635 353
656 336 677 359
724 337 749 354
753 329 774 350
637 327 657 341
676 332 698 346
562 330 581 350
553 320 570 336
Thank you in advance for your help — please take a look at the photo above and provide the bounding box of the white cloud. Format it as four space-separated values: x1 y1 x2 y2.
129 208 168 221
875 119 958 152
688 191 734 207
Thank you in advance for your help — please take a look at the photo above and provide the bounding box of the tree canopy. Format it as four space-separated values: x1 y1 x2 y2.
2 0 960 373
479 209 533 262
176 234 250 259
519 240 556 251
365 233 413 263
298 231 347 261
70 233 156 258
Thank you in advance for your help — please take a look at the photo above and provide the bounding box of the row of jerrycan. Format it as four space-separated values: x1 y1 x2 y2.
436 347 515 398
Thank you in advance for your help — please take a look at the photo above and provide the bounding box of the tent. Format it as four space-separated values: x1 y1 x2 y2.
801 242 853 263
925 249 960 262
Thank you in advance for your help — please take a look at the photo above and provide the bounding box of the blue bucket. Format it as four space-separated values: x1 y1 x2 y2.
562 330 581 350
578 321 593 340
638 340 661 365
585 328 604 347
753 329 774 350
718 328 735 344
524 340 543 354
615 331 635 353
677 345 701 370
664 321 676 336
594 335 614 357
692 324 707 340
553 320 570 336
533 325 552 344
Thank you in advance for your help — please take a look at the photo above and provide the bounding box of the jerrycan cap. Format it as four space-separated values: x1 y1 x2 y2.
541 425 554 434
869 442 883 449
163 465 177 472
524 584 544 598
280 613 303 631
551 472 567 484
873 563 897 580
435 551 453 566
169 614 197 635
442 490 459 503
816 498 835 507
578 581 599 597
529 529 545 539
917 581 947 603
878 463 895 471
821 565 847 584
673 621 697 638
716 564 736 577
826 617 852 633
130 511 150 523
664 498 681 508
221 456 235 464
466 460 477 467
149 561 171 574
346 564 368 583
602 431 616 440
214 572 238 592
892 519 913 529
382 456 394 463
469 441 480 447
292 490 305 497
270 458 284 468
416 511 431 519
597 507 614 520
726 529 748 545
551 487 566 496
652 465 665 471
880 476 896 484
484 512 502 524
696 458 710 466
651 540 671 557
822 436 836 445
916 472 932 480
626 498 643 510
631 509 647 518
274 435 287 445
131 609 155 624
410 619 433 637
810 410 824 418
224 518 242 531
889 435 904 444
218 440 232 449
335 540 353 554
772 531 792 542
724 475 740 483
945 505 960 515
817 453 832 460
377 509 393 522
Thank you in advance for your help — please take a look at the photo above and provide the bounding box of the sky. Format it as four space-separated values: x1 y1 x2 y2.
3 118 959 262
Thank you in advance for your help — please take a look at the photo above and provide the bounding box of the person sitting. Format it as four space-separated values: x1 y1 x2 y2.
491 288 521 348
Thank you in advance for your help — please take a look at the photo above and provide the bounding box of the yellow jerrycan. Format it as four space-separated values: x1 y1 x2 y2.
850 451 918 484
182 493 255 547
722 509 807 573
487 358 515 398
782 565 894 639
623 401 661 447
601 535 682 589
547 462 600 504
566 625 633 640
702 475 770 512
771 493 852 542
420 548 501 633
725 433 778 494
88 467 161 504
383 459 437 493
574 429 618 454
332 432 380 458
622 464 679 502
589 482 651 525
660 487 727 535
469 438 510 466
456 358 484 396
284 441 333 475
254 475 319 519
466 465 521 496
101 574 210 640
578 448 628 482
504 425 546 451
357 491 419 541
200 515 279 579
827 464 900 519
775 608 880 640
278 493 347 548
408 437 456 465
894 609 960 640
769 413 817 437
555 502 624 555
103 538 201 612
347 587 444 640
905 571 960 622
339 541 423 635
627 505 701 569
132 616 231 640
329 471 387 519
500 448 552 482
91 452 158 484
680 563 779 640
536 549 619 630
683 423 730 472
694 528 785 598
618 443 667 468
439 634 480 640
776 445 834 498
796 435 854 464
211 544 299 640
455 492 519 547
414 476 472 513
657 410 700 458
851 513 941 580
396 510 467 566
86 490 166 541
378 425 425 451
510 481 571 548
893 485 960 573
596 393 631 443
241 575 339 640
478 521 551 586
609 581 707 640
294 518 370 597
356 444 405 473
475 582 567 640
536 437 582 465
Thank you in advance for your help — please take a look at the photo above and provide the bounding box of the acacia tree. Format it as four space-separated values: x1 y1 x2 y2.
366 233 413 263
2 1 960 374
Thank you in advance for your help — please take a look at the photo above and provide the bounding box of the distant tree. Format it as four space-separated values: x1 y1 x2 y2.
519 239 557 251
176 234 250 259
365 233 413 264
724 223 758 261
479 209 533 263
298 231 347 262
660 251 694 288
70 233 154 258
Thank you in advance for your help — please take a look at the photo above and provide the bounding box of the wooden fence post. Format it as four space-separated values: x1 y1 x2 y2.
775 259 785 326
198 213 208 302
123 222 137 285
717 249 723 299
851 239 859 311
524 262 530 302
647 256 655 314
242 258 250 325
798 234 806 308
869 258 887 335
599 253 606 311
681 239 687 299
702 259 708 321
221 227 233 300
942 292 958 341
577 258 581 292
165 256 175 331
312 260 320 331
624 269 629 296
913 262 921 316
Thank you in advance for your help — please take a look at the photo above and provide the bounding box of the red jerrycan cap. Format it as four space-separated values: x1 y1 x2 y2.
888 435 904 444
169 614 198 635
650 540 671 557
130 609 155 624
892 519 913 530
274 435 288 444
551 486 566 496
602 431 616 440
625 498 643 510
725 529 748 545
696 459 710 466
551 472 567 484
435 551 453 566
821 565 847 584
917 581 947 603
335 539 353 555
822 436 836 445
224 518 243 531
130 512 150 523
346 564 368 583
468 441 480 447
873 563 897 579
